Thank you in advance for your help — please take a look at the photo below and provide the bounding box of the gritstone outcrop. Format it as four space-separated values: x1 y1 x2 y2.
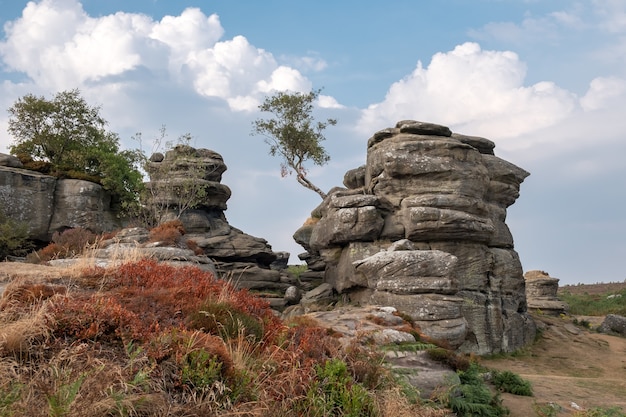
294 120 536 354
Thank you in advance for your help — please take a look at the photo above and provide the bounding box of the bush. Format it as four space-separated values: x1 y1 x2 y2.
491 370 533 396
302 358 377 417
148 220 185 245
26 227 97 262
448 363 509 417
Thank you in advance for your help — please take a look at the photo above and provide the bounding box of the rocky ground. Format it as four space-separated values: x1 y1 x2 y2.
1 262 625 415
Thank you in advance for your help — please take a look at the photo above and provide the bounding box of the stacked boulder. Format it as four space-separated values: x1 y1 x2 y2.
144 145 291 296
524 270 568 315
294 121 536 354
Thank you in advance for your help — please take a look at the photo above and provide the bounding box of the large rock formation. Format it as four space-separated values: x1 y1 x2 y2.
294 120 536 354
144 145 290 294
0 155 120 240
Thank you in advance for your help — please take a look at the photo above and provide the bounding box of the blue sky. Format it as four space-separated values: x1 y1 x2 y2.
1 0 625 285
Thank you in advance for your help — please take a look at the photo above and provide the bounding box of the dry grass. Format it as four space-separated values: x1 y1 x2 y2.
0 252 454 417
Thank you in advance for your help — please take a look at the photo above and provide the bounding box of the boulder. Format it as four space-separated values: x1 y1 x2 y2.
0 153 23 168
598 314 626 336
524 270 568 315
0 166 57 240
296 120 535 354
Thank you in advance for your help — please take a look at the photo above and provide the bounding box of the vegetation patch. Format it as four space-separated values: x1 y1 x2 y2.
559 287 626 316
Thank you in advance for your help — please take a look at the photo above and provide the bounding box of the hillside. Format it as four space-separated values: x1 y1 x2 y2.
1 262 625 416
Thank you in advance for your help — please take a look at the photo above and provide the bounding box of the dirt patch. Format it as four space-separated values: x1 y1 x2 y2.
483 314 626 416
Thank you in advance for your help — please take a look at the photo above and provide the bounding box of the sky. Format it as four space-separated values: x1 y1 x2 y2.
0 0 625 285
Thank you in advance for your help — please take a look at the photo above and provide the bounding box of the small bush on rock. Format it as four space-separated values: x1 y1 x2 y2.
148 220 185 245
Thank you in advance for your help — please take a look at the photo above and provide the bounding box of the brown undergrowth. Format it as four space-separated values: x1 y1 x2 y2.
0 258 450 416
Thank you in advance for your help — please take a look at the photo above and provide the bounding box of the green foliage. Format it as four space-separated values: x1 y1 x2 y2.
303 358 377 417
0 382 22 416
491 370 533 396
0 207 32 259
46 371 87 417
252 89 337 199
180 349 224 389
447 363 509 417
559 289 626 316
287 264 308 279
7 89 143 213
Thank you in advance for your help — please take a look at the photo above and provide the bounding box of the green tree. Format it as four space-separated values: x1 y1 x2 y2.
7 89 143 212
251 89 336 199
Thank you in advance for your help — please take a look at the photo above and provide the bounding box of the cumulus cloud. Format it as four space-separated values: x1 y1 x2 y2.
357 42 577 139
0 0 326 111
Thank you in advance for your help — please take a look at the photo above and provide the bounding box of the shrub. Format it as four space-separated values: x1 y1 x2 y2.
447 363 509 417
491 370 533 396
148 220 185 245
51 228 98 256
302 358 377 417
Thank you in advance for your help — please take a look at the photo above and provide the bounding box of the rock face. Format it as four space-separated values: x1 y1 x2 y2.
524 270 568 315
145 145 289 292
294 120 536 354
0 156 121 240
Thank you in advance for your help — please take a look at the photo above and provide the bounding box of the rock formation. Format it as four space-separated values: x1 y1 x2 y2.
524 270 568 315
1 147 294 304
294 120 536 354
143 145 292 297
0 154 120 240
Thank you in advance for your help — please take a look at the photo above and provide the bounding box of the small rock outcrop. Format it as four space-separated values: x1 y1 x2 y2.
294 121 536 354
0 154 120 240
143 145 291 294
524 270 568 315
598 314 626 336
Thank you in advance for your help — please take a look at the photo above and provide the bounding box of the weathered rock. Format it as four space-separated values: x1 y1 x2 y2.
353 249 458 295
309 205 384 251
343 165 366 189
284 286 302 304
525 270 568 315
0 167 119 240
0 153 23 168
0 166 57 240
48 179 121 236
598 314 626 336
296 120 534 354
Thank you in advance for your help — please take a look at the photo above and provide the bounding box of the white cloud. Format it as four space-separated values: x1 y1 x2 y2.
317 94 344 109
357 42 577 139
0 0 326 112
580 76 626 110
